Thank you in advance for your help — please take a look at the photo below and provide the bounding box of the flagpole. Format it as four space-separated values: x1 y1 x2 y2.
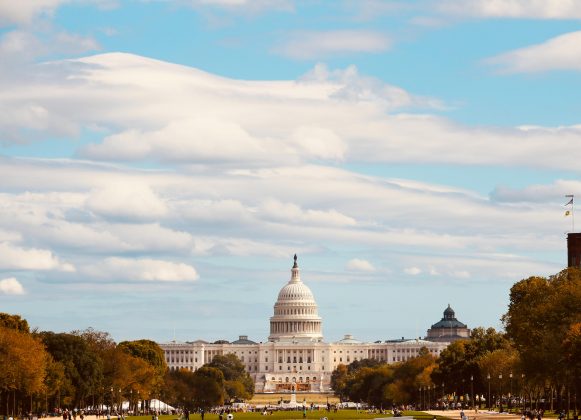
566 195 575 232
565 194 575 233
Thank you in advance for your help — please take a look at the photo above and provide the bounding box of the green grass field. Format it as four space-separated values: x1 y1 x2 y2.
124 410 451 420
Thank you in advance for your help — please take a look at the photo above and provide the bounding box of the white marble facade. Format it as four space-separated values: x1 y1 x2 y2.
159 257 451 392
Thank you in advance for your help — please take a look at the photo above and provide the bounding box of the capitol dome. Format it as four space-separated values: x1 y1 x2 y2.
268 255 323 342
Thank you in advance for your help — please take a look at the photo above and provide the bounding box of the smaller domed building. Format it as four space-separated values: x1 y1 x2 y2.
425 304 470 342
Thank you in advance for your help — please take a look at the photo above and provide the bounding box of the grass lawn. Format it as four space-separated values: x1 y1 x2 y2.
125 410 451 420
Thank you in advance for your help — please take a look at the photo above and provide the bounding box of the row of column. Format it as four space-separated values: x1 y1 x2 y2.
271 320 320 334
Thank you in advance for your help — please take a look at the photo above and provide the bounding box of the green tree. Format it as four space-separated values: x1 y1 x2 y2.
0 313 29 333
503 268 581 391
191 367 225 410
207 354 254 400
39 332 103 408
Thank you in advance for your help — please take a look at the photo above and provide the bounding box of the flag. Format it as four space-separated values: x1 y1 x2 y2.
565 210 571 217
565 198 574 206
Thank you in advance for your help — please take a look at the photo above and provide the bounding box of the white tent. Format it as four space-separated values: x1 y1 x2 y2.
148 399 176 411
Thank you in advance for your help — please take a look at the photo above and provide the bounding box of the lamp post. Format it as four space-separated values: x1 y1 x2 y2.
130 390 133 414
498 374 503 412
471 376 474 410
419 387 422 411
118 388 122 414
509 373 513 411
442 383 445 407
521 373 526 410
110 388 114 413
487 374 491 410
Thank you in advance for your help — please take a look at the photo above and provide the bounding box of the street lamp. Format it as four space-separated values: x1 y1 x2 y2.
118 389 122 414
521 374 526 410
509 373 513 411
498 374 503 412
487 374 491 410
471 376 474 410
110 388 114 413
442 383 445 407
419 387 422 411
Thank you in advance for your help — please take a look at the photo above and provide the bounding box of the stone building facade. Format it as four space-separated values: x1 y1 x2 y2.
159 257 455 392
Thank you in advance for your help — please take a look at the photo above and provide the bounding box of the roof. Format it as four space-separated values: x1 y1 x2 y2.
232 335 257 345
336 334 361 344
431 319 467 329
430 304 467 329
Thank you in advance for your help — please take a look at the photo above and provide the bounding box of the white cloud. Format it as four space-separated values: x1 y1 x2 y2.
277 30 391 60
346 258 376 272
0 242 75 271
486 31 581 73
301 63 445 110
259 199 357 227
0 30 99 62
404 267 422 275
2 53 578 172
86 183 168 221
436 0 581 19
0 277 25 295
184 0 293 13
0 0 118 25
87 257 199 282
0 1 68 25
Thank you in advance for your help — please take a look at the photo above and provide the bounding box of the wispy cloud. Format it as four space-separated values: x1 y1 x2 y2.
435 0 581 20
276 30 391 60
486 31 581 73
346 258 376 272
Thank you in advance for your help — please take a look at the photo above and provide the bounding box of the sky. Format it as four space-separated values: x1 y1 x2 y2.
0 0 580 344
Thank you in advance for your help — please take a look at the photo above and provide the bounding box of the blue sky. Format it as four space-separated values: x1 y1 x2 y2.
1 0 580 343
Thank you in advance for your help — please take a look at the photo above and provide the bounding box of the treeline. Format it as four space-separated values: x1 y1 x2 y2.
332 267 581 412
0 317 254 417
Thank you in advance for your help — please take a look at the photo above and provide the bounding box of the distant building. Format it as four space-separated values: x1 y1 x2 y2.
425 304 470 342
159 256 451 392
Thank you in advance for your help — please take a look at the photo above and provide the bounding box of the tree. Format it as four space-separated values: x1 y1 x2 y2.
191 367 224 410
0 313 29 333
504 268 581 389
103 348 157 412
0 326 48 415
431 328 511 398
39 332 103 408
207 354 254 400
331 364 349 401
118 339 167 410
117 340 166 375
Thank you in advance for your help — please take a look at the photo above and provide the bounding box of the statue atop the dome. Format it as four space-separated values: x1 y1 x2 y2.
293 254 298 268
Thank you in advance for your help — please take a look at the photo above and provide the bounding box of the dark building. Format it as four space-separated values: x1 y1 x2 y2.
425 304 470 343
567 232 581 267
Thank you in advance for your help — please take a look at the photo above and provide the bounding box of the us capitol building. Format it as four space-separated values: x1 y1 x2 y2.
159 256 469 393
